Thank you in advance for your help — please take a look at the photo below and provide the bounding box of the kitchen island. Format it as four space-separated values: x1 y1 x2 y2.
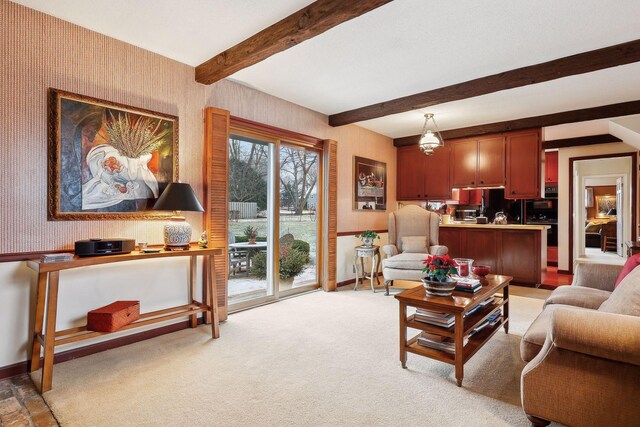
439 223 548 285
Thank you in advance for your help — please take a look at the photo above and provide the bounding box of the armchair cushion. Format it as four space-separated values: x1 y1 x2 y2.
543 286 611 310
599 264 640 316
614 253 640 288
429 245 448 256
400 236 428 253
520 304 587 362
382 252 427 270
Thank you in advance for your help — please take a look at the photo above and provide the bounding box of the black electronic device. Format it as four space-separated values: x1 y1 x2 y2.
75 238 135 257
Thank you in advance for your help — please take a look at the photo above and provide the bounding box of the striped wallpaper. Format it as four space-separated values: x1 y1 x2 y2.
0 0 206 253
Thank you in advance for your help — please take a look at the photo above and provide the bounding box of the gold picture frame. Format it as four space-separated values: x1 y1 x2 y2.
595 195 616 218
48 89 178 220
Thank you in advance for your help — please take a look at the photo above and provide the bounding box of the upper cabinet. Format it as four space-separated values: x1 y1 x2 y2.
396 145 451 201
451 139 478 187
505 130 541 199
545 150 558 185
397 145 425 200
423 145 452 200
396 129 541 201
451 136 505 188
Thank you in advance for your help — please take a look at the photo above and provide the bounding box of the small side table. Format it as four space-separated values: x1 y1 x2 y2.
353 245 381 292
625 240 640 257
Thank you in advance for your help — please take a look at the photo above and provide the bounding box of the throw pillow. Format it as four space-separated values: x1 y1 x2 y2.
614 253 640 288
585 222 601 232
600 263 640 316
401 236 428 253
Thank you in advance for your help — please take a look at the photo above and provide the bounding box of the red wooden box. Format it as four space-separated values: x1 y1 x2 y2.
87 301 140 332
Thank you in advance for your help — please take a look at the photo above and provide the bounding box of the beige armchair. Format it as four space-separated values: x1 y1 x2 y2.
520 262 640 426
381 205 447 295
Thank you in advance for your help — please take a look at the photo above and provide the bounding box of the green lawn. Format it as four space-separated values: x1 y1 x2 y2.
229 217 318 253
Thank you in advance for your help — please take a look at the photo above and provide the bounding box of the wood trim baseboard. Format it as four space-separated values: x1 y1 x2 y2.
336 229 388 237
336 273 383 288
557 269 572 275
0 317 204 380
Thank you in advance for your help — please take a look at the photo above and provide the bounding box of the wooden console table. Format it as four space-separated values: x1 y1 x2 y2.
26 246 222 393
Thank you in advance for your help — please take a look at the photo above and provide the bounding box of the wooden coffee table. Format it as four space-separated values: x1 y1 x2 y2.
395 274 512 387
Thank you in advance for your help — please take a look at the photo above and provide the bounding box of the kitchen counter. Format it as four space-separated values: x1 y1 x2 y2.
439 223 547 285
441 223 550 231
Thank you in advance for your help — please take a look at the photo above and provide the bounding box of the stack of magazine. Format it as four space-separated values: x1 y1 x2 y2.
417 332 468 353
455 277 482 293
414 309 454 328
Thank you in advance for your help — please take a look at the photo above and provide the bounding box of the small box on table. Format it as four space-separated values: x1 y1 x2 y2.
87 301 140 332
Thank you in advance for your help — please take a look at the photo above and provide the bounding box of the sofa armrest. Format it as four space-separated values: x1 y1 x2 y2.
571 262 622 292
381 244 398 257
550 308 640 366
429 245 448 256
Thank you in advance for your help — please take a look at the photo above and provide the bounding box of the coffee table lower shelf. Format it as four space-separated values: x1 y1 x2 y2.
405 317 506 365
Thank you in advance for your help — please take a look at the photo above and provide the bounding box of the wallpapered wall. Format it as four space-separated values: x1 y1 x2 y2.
0 0 205 253
1 0 395 255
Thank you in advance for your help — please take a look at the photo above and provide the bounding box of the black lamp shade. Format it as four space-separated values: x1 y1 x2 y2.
152 183 204 212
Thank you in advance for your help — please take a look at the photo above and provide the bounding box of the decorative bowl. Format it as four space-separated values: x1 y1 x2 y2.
472 265 491 277
421 277 456 297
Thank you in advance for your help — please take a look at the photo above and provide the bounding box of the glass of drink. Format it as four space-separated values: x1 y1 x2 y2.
454 258 474 278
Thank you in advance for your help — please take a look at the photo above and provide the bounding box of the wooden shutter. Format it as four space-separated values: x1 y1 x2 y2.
324 139 337 291
204 107 230 320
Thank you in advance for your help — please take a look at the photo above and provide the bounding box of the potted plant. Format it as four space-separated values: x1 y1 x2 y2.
355 230 379 247
243 226 258 244
422 255 458 296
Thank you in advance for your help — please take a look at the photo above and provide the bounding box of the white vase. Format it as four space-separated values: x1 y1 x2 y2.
163 216 192 248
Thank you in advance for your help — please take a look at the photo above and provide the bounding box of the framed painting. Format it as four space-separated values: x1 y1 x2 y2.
595 195 616 218
48 89 178 220
353 156 386 211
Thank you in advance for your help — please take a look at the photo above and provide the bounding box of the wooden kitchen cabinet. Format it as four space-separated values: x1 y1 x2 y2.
423 145 451 200
397 145 424 200
451 137 504 188
545 150 558 185
477 136 505 187
397 145 451 200
469 189 483 205
505 130 541 199
451 139 478 187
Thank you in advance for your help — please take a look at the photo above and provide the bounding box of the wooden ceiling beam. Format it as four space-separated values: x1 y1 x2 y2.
330 38 640 127
195 0 393 85
393 100 640 146
543 134 621 149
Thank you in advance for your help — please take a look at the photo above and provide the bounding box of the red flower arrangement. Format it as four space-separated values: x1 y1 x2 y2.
422 255 458 282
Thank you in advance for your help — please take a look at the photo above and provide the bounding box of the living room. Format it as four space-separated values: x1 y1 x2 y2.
1 1 639 426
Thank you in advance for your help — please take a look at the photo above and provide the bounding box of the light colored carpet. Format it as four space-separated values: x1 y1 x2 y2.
40 288 555 427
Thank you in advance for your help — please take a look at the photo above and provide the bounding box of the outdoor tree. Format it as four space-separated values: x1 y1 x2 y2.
280 148 318 215
228 139 269 210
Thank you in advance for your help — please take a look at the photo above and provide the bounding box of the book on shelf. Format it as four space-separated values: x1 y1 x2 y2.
479 297 495 307
414 309 455 328
417 332 468 353
470 311 502 334
41 253 74 263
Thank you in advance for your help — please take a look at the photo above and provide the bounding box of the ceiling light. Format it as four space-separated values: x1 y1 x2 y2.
418 113 444 156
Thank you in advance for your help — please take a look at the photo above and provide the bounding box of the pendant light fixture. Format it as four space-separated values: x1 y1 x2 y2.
418 113 444 156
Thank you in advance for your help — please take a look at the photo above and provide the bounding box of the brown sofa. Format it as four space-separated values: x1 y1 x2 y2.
520 262 640 426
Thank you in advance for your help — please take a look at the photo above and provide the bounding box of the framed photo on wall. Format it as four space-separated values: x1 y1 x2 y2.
353 156 386 211
595 194 616 218
48 89 179 220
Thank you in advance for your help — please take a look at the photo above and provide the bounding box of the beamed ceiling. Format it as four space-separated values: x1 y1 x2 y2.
10 0 640 138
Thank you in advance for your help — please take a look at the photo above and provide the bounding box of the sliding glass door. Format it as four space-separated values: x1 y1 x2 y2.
227 131 322 311
279 144 320 296
227 135 275 307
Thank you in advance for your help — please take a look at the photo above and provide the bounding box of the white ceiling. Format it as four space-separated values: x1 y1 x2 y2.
11 0 640 138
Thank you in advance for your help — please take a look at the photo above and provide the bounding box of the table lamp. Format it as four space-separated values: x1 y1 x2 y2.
152 182 204 250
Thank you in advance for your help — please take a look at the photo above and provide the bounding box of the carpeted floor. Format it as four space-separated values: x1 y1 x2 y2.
39 287 557 427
